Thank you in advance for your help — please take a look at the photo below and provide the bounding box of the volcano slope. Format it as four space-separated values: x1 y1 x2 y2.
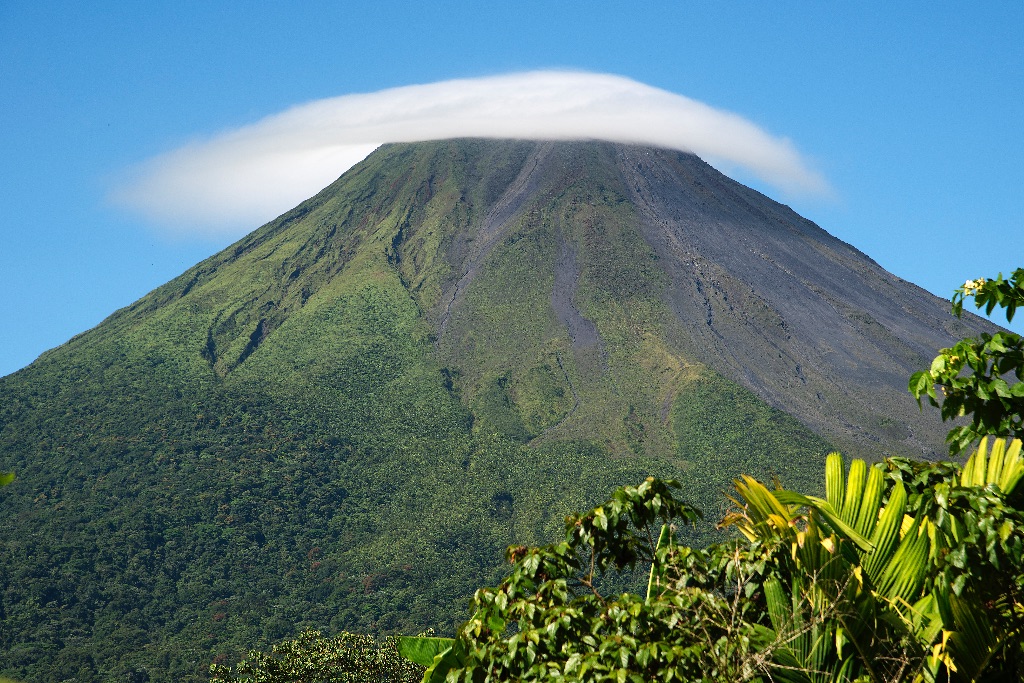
0 140 992 681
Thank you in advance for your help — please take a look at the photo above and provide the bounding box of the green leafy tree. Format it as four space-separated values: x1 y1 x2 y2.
400 478 779 683
399 440 1024 683
910 268 1024 453
727 439 1024 682
208 630 424 683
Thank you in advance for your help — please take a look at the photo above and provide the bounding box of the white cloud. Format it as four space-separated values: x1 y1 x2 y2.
111 71 829 237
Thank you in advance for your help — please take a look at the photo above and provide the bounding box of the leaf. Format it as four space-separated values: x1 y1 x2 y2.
645 524 671 600
909 372 932 399
773 490 875 552
862 481 907 584
944 592 1001 681
961 437 1024 495
762 577 789 633
397 636 455 667
825 452 845 511
853 465 885 538
421 641 469 683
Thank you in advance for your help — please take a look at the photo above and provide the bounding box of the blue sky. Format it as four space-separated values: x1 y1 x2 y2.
1 2 1021 377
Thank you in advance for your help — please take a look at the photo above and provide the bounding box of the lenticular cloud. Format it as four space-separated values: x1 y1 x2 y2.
112 71 829 237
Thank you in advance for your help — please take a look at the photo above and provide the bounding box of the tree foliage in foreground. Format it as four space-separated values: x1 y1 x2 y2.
397 436 1024 683
910 268 1024 453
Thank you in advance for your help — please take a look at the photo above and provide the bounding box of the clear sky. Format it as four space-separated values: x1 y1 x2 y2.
1 2 1021 378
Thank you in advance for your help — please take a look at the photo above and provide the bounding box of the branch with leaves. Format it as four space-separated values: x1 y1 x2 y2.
910 268 1024 453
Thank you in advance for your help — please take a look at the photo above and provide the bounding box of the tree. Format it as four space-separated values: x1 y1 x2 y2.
910 268 1024 453
400 442 1024 683
208 630 424 683
727 439 1024 682
400 478 776 683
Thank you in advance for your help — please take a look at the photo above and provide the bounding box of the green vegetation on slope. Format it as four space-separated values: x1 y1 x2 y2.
670 371 832 520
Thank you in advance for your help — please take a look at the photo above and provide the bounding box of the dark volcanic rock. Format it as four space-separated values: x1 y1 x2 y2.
609 144 986 457
429 140 991 458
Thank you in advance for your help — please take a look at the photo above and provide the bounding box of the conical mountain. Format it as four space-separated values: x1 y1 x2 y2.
0 139 989 682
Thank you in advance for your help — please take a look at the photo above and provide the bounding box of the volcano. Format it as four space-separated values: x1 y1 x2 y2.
0 139 990 682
